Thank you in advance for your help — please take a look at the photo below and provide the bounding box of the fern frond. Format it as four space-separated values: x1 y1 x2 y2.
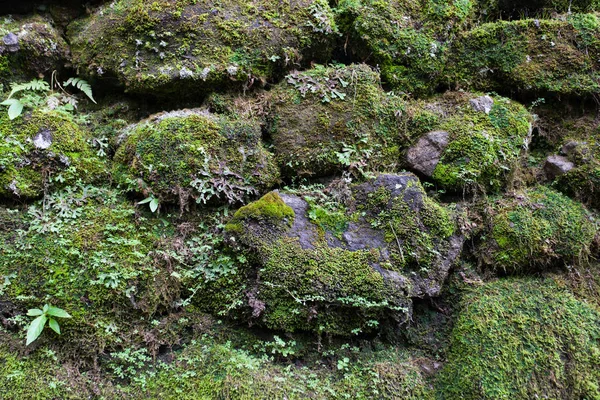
63 77 96 104
7 79 50 99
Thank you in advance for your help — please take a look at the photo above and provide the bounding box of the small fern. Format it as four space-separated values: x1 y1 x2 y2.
64 77 96 104
6 79 50 99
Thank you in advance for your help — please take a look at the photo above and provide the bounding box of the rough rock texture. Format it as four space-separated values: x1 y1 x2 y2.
0 14 69 83
402 92 532 191
225 173 463 335
68 0 337 96
0 111 106 199
478 186 598 272
113 108 280 208
268 63 405 178
406 130 449 177
544 154 574 178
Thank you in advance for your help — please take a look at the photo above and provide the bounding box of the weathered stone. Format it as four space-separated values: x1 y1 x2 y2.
1 33 19 52
32 128 53 150
544 155 574 179
406 131 449 177
469 95 494 114
225 173 463 334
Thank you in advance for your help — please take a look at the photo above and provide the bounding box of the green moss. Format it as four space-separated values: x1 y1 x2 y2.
0 111 106 199
446 15 600 96
225 191 294 235
0 15 69 84
438 278 600 399
257 238 407 335
480 186 598 272
114 111 279 207
362 178 456 273
337 0 475 95
270 63 406 178
0 186 179 356
68 0 337 96
404 92 531 192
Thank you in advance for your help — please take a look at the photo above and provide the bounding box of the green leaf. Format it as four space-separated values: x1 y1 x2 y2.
26 315 47 346
150 198 159 213
48 318 61 335
43 304 49 313
7 100 23 120
46 306 71 319
64 77 96 104
137 197 153 205
27 308 43 316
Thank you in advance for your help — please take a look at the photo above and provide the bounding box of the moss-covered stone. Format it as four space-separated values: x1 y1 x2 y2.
113 109 279 208
0 14 70 85
404 92 532 192
225 173 462 335
438 278 600 399
269 63 406 178
478 186 598 272
336 0 475 95
68 0 337 96
0 111 106 199
446 14 600 96
0 186 185 357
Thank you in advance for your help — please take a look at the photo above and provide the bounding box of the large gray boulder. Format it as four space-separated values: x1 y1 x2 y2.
225 173 463 335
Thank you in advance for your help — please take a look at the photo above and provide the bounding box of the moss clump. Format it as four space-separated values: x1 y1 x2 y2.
226 191 294 232
337 0 474 95
405 92 532 192
0 111 106 199
446 14 600 96
0 14 70 84
438 278 600 399
359 176 457 274
113 110 279 207
269 63 406 178
256 239 408 335
479 186 598 272
0 186 180 357
68 0 337 96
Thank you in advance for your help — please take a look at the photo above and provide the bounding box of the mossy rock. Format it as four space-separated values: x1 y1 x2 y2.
0 111 106 199
224 174 463 335
437 278 600 399
268 63 406 178
403 92 532 192
478 186 598 272
546 115 600 210
446 14 600 96
336 0 475 95
67 0 337 96
113 109 280 208
0 14 70 85
0 186 184 358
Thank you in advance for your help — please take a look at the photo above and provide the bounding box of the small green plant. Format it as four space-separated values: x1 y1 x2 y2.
26 304 71 346
137 195 160 213
1 73 96 120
